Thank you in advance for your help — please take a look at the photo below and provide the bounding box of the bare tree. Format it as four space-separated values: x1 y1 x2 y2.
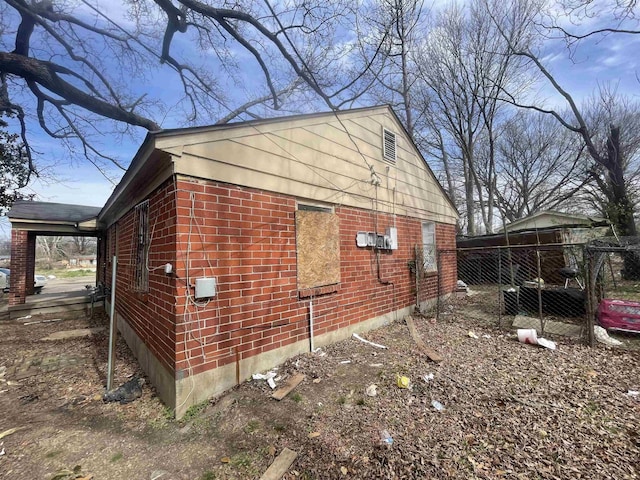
416 0 538 234
484 110 590 221
0 0 379 183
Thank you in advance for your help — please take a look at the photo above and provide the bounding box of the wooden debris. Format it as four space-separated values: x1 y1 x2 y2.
259 447 297 480
405 316 443 362
0 427 25 440
272 373 305 401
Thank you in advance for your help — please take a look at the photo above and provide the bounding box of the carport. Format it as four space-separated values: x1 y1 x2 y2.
7 201 104 317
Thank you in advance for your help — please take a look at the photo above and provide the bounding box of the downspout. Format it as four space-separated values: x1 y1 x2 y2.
106 255 117 391
309 298 315 352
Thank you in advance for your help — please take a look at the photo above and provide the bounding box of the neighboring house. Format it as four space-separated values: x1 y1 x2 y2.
458 211 610 285
69 256 97 267
9 106 459 417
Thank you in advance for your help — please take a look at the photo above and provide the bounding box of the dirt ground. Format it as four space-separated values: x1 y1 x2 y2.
0 306 639 479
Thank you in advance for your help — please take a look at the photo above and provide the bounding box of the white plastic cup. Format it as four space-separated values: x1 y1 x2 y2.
517 328 538 345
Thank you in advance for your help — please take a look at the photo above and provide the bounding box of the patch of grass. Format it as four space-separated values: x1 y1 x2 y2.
200 470 216 480
337 395 347 405
356 397 366 406
45 450 62 458
38 268 96 279
291 392 303 403
244 420 260 434
230 452 253 468
273 423 286 433
182 400 208 422
110 452 123 462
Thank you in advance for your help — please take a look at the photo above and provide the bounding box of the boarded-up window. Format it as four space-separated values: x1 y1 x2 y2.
296 207 340 291
422 222 437 272
134 200 149 292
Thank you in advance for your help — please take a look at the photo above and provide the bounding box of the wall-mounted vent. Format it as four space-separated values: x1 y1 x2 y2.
383 128 397 162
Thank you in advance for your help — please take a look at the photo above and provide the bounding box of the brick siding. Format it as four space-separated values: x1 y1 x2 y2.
108 176 457 379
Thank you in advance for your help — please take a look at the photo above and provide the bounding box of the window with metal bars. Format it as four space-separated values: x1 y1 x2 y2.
134 200 149 292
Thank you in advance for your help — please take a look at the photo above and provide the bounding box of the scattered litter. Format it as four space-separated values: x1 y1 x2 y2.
369 363 383 367
422 373 434 382
537 338 557 350
352 333 387 349
313 348 327 357
468 331 479 339
339 360 351 364
365 384 378 397
103 377 145 404
517 328 556 350
0 447 4 456
16 315 32 321
221 457 231 463
267 377 277 390
380 429 393 447
308 431 321 439
0 427 25 440
312 378 321 384
482 334 491 339
252 371 277 381
517 328 538 344
457 280 468 289
431 400 445 411
150 470 170 480
594 325 623 347
626 390 639 397
341 466 348 475
396 375 410 389
7 381 22 387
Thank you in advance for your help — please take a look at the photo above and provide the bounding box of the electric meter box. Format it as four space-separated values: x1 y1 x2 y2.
195 277 217 299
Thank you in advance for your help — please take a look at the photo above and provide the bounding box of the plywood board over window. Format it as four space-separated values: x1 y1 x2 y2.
296 209 340 292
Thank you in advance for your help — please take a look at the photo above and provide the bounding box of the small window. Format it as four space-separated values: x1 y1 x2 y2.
134 200 149 292
421 222 437 272
383 128 397 162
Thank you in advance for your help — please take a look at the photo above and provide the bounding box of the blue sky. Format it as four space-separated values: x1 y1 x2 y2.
1 2 638 236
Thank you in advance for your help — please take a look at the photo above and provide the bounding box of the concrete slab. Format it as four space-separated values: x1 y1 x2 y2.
513 315 582 338
41 327 105 341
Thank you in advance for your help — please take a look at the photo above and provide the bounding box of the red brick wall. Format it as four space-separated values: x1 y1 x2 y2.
106 178 179 374
171 178 457 378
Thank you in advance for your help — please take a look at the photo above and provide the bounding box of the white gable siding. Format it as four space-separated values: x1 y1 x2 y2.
160 107 457 224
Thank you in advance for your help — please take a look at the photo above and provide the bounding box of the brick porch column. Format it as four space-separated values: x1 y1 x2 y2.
9 229 28 306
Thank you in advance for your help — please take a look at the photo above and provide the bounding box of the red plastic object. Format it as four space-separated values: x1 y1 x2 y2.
597 299 640 333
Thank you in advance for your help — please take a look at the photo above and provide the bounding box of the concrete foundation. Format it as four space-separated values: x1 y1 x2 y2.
116 302 415 419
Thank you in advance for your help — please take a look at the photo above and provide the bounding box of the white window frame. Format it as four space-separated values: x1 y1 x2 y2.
421 221 437 273
382 128 397 163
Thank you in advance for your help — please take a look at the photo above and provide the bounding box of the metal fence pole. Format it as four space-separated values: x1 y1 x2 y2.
498 248 502 328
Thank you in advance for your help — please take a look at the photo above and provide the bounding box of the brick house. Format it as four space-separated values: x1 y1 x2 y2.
9 106 458 417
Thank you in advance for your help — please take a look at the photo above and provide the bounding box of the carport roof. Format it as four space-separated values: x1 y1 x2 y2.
8 201 101 223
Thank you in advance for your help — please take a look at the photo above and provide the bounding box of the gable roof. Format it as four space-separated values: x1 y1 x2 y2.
100 105 458 225
8 200 101 223
505 210 609 233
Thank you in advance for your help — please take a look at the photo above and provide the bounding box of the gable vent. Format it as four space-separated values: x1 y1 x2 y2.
383 128 397 162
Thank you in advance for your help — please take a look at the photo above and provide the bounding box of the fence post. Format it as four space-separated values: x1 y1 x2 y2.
585 248 595 347
498 248 502 328
536 246 544 335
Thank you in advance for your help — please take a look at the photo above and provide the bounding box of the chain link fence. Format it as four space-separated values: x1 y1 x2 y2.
439 243 589 341
585 237 640 348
